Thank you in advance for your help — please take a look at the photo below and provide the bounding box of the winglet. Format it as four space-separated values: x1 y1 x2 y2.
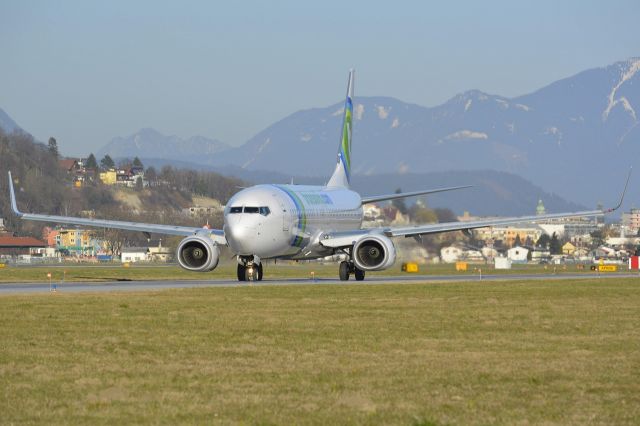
7 171 23 217
604 167 632 213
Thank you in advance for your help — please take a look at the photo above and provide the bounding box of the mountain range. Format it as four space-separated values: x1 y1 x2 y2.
3 58 639 215
95 58 640 209
96 128 230 163
0 107 23 134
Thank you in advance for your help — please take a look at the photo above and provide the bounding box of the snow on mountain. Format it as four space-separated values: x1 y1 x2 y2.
93 58 640 209
206 58 640 208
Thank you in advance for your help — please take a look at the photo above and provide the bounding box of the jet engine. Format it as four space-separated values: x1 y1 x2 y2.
353 234 396 271
176 235 220 272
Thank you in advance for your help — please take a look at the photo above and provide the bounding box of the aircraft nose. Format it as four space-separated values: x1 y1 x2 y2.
224 223 258 254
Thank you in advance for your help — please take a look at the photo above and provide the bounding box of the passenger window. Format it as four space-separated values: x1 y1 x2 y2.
229 206 242 213
244 207 259 214
259 207 271 216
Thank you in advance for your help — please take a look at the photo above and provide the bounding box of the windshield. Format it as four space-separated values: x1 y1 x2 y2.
228 206 271 216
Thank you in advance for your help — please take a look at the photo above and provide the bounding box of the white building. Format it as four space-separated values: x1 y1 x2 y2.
440 246 464 263
507 246 529 263
121 247 149 263
440 245 484 263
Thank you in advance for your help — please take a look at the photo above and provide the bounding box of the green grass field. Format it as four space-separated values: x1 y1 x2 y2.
1 279 639 424
0 261 607 284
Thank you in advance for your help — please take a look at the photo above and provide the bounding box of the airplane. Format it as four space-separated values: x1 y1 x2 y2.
7 70 629 282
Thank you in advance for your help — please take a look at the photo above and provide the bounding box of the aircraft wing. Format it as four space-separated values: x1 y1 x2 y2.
323 168 630 247
320 209 604 248
7 172 226 244
360 185 472 205
383 209 604 238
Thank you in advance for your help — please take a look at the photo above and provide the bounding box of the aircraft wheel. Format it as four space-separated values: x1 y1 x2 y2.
257 263 263 281
237 264 246 281
354 267 365 281
339 261 350 281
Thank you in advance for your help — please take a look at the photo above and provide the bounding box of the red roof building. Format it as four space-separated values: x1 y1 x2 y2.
0 236 47 256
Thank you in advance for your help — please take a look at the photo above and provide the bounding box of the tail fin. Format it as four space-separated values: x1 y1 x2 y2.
326 69 355 188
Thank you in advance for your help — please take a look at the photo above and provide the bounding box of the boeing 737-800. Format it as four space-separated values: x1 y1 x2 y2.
7 71 627 281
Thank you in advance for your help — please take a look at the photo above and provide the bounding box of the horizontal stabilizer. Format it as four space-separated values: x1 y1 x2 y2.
361 185 472 205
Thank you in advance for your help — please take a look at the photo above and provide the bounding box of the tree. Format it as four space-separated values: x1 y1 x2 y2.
133 156 143 168
48 137 59 158
410 206 437 224
536 233 551 249
514 234 522 247
145 166 157 186
100 155 115 170
549 232 561 255
590 229 605 249
434 208 457 223
85 153 98 169
392 188 408 214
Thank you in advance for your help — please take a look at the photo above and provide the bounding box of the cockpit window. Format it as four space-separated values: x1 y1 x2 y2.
229 206 270 215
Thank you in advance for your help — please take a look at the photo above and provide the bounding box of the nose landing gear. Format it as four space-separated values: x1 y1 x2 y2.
237 256 263 281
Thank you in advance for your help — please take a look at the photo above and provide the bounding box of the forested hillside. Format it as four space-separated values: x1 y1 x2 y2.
0 129 245 243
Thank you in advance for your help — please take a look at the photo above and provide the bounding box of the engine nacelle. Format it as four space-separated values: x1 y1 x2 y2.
176 235 220 272
353 234 396 271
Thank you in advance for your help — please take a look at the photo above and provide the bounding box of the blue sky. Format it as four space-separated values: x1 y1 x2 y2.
1 0 639 155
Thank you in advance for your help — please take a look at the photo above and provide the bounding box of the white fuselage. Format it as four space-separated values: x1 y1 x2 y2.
223 184 363 260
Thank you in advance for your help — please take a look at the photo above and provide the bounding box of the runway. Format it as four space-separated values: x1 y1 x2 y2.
0 272 637 295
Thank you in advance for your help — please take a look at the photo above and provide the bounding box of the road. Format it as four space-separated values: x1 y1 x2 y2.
0 272 638 295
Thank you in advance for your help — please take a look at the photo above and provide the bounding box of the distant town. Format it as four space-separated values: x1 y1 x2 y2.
2 153 639 269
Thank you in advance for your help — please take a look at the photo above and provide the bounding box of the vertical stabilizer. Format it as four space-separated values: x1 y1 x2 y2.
326 69 354 188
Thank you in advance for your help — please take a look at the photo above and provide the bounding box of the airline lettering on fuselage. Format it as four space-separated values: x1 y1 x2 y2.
300 193 334 205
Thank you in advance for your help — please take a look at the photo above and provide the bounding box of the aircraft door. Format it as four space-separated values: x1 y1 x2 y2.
280 200 289 231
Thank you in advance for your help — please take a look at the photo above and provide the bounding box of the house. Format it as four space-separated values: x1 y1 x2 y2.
115 167 147 188
530 247 551 263
182 205 223 217
58 158 80 174
363 204 384 225
55 228 102 256
481 246 499 259
474 224 542 247
621 208 640 235
121 247 149 263
148 240 172 262
507 246 529 263
100 169 117 185
0 235 47 256
440 246 464 263
562 242 576 255
573 247 591 259
440 245 484 263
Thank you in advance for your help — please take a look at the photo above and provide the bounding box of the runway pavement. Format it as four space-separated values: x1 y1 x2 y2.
0 272 638 295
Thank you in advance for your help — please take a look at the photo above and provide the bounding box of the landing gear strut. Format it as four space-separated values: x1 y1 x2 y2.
338 260 365 281
237 256 263 282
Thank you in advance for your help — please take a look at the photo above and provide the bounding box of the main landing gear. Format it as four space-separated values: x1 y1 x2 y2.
338 260 365 281
237 256 263 282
